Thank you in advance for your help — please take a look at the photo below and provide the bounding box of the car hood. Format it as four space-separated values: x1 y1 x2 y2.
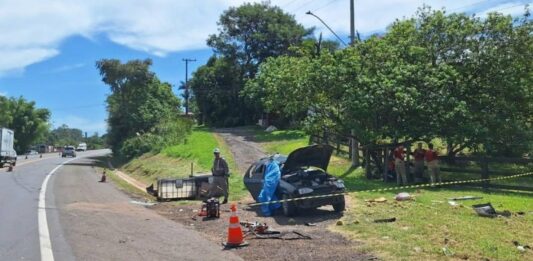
282 145 333 174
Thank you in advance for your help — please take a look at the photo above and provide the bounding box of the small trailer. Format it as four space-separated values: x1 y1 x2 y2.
146 174 215 201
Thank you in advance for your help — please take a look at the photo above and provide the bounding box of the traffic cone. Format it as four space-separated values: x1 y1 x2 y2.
223 204 248 248
7 164 13 172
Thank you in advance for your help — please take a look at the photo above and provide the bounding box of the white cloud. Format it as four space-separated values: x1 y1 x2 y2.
0 91 7 96
54 115 107 135
49 63 85 73
0 0 526 75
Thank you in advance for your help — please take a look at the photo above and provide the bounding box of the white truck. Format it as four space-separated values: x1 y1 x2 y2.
76 142 87 151
0 128 17 167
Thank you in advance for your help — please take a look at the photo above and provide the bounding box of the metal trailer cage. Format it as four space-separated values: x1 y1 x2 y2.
156 175 213 200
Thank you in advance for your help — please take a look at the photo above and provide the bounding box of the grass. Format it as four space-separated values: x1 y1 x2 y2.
120 127 248 201
254 129 533 260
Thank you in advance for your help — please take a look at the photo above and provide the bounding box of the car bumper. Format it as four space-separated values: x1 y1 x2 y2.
294 192 344 209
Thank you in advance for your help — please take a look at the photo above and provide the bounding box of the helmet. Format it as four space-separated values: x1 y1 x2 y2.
213 148 220 154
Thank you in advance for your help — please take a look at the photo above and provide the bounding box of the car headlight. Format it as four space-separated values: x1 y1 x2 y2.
298 187 314 195
335 181 345 189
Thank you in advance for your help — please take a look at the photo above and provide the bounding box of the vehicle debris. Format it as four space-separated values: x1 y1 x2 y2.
305 222 317 226
513 241 531 252
129 200 157 206
448 196 483 201
395 192 411 201
374 217 396 223
366 197 387 203
472 203 511 218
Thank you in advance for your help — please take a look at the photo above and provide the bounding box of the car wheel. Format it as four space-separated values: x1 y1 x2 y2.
282 193 297 217
332 196 346 212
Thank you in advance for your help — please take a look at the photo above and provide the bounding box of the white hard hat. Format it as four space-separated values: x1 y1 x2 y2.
213 148 220 153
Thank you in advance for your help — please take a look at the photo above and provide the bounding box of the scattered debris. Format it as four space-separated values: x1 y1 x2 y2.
516 211 525 215
414 247 422 253
336 220 344 226
265 125 278 132
472 203 511 218
366 197 387 203
431 200 444 204
513 241 531 252
129 200 157 206
395 192 411 201
448 201 459 207
374 217 396 223
442 247 454 257
241 221 311 240
448 196 483 201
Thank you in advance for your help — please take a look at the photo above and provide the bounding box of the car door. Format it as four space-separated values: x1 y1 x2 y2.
243 162 265 201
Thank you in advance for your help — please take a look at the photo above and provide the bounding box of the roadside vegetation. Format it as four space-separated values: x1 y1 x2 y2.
121 127 247 201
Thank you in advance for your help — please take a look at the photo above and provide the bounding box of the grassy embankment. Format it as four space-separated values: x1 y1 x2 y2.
254 129 533 261
119 127 248 201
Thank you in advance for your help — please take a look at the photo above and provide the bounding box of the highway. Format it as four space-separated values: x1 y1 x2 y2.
0 150 241 261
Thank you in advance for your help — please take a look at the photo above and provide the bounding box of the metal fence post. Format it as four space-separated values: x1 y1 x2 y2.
481 157 490 190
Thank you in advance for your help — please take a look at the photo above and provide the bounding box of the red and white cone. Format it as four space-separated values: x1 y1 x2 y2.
223 204 248 248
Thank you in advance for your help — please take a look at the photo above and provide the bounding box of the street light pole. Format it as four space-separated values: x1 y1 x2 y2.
182 58 196 116
350 0 355 45
306 11 348 46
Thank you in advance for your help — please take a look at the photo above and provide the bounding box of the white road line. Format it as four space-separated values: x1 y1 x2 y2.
38 157 78 261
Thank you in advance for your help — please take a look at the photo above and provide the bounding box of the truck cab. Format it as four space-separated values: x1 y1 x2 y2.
0 128 17 167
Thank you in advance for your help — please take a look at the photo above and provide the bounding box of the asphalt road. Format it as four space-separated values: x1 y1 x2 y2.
0 150 241 261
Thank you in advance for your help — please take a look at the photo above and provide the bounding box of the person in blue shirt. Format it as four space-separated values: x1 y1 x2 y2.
258 155 282 216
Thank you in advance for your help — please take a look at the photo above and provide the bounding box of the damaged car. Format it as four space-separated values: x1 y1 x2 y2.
244 144 345 216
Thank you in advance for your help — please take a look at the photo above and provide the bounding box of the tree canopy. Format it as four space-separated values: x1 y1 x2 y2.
0 96 50 153
244 7 532 156
96 59 185 156
191 2 311 126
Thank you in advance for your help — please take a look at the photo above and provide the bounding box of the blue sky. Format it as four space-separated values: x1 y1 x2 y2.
0 0 529 135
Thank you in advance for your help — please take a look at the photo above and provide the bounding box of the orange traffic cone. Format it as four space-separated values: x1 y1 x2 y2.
223 204 248 248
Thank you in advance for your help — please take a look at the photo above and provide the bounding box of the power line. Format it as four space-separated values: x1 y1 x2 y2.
291 0 319 13
314 0 339 12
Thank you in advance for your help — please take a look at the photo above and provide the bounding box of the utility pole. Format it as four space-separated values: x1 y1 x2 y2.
349 0 360 166
350 0 355 45
182 58 196 115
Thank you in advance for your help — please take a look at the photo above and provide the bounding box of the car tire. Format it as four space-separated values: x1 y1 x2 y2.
332 196 346 212
282 193 297 217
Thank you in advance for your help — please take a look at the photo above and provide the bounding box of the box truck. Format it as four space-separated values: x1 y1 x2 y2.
0 128 17 167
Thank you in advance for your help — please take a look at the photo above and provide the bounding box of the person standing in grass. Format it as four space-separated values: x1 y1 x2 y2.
413 143 426 182
394 145 407 185
210 148 229 204
425 143 441 184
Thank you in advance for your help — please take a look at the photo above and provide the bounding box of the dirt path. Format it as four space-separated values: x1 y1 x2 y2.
214 128 267 174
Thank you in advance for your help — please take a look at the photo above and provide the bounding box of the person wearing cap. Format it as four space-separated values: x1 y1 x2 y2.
258 154 282 216
209 148 229 204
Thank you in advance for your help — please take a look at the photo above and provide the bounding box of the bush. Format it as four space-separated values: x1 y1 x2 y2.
119 117 193 159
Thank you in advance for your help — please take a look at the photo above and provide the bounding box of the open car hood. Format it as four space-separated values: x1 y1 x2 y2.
282 145 333 174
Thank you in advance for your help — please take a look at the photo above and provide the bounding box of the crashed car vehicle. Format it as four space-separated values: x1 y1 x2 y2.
244 144 345 216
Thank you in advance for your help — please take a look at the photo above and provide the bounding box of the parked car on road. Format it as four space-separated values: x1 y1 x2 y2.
26 150 38 155
62 146 77 158
244 144 345 216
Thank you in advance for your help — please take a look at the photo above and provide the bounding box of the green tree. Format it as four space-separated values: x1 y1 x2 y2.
247 7 532 156
0 96 50 153
96 59 182 154
192 2 311 126
47 124 83 146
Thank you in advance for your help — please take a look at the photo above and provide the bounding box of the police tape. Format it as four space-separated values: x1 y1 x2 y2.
247 171 533 207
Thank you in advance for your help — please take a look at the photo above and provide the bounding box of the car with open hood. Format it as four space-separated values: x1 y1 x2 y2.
243 144 345 216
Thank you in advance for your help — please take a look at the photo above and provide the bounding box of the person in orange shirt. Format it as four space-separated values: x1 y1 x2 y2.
425 143 440 184
394 145 407 185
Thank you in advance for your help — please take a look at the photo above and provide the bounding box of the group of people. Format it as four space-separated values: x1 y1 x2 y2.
392 142 440 185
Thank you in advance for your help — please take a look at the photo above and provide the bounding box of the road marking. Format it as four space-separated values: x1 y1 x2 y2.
38 157 77 261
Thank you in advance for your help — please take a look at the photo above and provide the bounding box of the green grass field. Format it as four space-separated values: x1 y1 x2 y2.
121 127 248 201
255 129 533 260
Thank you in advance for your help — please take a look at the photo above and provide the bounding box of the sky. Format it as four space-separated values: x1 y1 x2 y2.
0 0 530 135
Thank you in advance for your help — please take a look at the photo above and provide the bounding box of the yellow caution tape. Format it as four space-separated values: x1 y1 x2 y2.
247 171 533 207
